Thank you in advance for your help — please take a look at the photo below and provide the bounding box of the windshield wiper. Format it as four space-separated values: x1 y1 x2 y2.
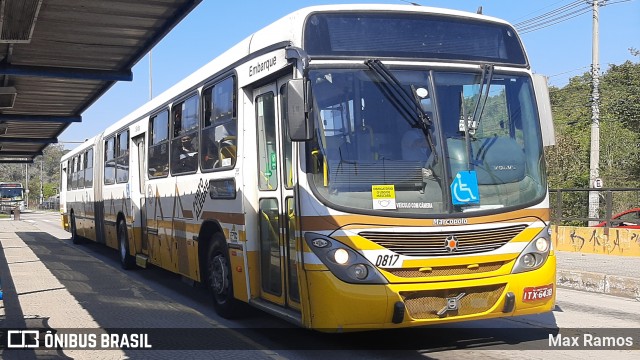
469 64 494 133
458 64 494 172
365 59 435 154
460 91 474 171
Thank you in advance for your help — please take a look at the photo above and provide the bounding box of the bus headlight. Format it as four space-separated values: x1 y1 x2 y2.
349 264 369 280
522 253 536 268
305 232 388 284
512 224 552 274
332 248 350 265
535 237 549 252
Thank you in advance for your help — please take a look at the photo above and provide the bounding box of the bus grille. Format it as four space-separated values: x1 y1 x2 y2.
359 225 526 256
401 284 505 319
385 261 504 278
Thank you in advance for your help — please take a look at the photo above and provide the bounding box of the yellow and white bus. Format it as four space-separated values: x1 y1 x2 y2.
60 4 556 331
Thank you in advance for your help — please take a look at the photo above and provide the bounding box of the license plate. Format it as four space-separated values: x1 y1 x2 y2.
522 284 554 302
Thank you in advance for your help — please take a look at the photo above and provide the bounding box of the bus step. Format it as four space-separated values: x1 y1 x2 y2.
249 298 303 327
135 254 149 268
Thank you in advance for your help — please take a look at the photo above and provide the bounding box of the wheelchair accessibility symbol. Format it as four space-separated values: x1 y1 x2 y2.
450 171 480 205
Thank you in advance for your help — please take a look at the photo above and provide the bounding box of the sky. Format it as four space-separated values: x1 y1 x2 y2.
59 0 640 146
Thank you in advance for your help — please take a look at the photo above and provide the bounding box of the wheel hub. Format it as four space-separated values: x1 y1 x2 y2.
211 255 228 295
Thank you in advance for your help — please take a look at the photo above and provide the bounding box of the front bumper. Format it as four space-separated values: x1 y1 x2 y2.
305 253 556 330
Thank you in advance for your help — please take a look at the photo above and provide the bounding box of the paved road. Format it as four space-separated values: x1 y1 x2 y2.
1 212 638 359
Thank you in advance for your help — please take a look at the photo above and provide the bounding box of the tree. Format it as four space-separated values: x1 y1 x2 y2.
0 143 68 207
545 74 592 189
545 61 640 189
545 60 640 222
600 61 640 130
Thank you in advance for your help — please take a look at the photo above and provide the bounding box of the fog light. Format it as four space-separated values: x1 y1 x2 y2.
333 248 349 265
535 238 549 252
522 253 536 267
350 264 368 280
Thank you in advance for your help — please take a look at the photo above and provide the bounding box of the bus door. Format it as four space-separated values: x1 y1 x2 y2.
130 134 148 258
253 78 300 309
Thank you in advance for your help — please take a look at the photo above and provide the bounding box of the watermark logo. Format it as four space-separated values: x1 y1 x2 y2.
7 330 40 348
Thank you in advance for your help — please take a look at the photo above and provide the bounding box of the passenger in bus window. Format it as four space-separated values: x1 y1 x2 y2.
175 135 197 172
202 121 236 169
215 121 237 165
202 128 219 168
173 109 182 137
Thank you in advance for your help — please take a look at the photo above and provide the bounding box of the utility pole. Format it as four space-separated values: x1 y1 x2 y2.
149 50 153 100
40 158 44 206
587 0 601 225
25 163 29 208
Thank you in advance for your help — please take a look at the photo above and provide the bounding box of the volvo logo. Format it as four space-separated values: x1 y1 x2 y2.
445 235 459 253
437 292 466 317
493 165 517 171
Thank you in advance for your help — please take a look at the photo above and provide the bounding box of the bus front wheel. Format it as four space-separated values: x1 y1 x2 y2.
118 219 135 270
206 233 239 318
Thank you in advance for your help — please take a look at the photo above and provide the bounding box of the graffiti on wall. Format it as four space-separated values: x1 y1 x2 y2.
554 226 640 256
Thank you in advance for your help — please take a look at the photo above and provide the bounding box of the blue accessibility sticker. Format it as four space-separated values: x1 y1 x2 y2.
450 171 480 205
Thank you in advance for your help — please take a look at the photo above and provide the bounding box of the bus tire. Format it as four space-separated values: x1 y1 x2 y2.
70 212 81 244
118 219 135 270
206 233 239 318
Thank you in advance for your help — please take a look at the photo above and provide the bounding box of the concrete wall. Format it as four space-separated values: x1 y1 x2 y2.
553 225 640 256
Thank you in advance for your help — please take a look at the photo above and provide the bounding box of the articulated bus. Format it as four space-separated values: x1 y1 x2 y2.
0 182 26 213
60 4 556 331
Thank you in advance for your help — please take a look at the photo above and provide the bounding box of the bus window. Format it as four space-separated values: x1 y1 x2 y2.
85 149 94 188
71 156 78 190
66 160 72 191
78 153 85 189
117 130 130 183
148 110 169 178
280 84 293 189
256 92 277 191
201 76 237 170
104 137 116 185
171 95 199 174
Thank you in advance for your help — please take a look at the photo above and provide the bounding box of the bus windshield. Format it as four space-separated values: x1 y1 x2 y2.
306 67 546 216
0 187 24 200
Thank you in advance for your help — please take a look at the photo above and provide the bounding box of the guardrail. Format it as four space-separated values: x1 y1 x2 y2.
38 200 59 210
550 188 640 256
550 188 640 226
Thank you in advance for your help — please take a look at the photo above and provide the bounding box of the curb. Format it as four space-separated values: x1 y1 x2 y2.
556 269 640 301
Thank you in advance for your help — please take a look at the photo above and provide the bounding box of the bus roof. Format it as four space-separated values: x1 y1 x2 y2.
65 4 520 157
0 182 23 187
61 135 98 162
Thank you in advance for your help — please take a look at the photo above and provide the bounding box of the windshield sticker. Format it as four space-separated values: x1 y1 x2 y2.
450 171 480 205
397 202 433 209
372 185 396 210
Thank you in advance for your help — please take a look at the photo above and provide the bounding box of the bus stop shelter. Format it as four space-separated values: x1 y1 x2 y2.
0 0 202 164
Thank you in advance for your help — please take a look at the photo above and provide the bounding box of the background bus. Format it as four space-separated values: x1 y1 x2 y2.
0 182 26 213
61 4 555 331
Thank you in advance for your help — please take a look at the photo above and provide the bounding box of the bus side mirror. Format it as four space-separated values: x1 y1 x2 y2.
285 79 314 141
532 74 555 147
